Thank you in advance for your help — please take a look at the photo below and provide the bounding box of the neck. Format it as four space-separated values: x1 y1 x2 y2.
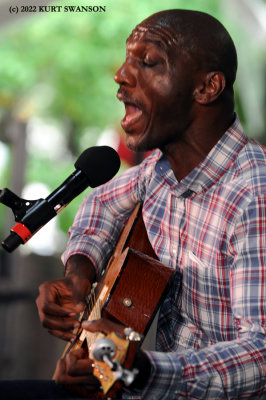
162 110 235 182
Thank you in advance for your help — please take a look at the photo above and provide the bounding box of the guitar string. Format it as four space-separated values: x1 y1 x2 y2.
63 283 98 356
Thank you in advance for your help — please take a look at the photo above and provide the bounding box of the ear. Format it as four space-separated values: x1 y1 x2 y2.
193 72 226 104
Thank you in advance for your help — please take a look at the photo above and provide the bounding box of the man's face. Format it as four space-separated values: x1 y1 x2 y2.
114 23 198 152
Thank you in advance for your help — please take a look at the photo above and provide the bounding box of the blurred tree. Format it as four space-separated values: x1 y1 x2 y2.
0 0 265 381
0 0 265 240
0 0 222 238
0 0 221 146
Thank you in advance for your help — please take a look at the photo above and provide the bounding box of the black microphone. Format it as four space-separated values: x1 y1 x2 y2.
1 146 120 252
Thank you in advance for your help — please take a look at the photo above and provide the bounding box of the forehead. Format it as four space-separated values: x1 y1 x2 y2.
126 23 178 52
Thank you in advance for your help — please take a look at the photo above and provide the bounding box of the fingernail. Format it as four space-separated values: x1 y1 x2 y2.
82 321 92 328
76 302 85 309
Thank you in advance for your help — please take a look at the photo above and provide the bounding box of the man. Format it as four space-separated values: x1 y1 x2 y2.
36 9 265 399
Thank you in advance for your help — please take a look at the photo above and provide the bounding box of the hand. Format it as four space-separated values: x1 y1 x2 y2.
54 318 151 391
82 318 152 390
36 254 95 341
54 347 100 391
36 275 90 341
53 318 124 389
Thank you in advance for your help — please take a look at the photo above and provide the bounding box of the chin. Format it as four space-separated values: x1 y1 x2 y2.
126 139 153 153
125 131 156 153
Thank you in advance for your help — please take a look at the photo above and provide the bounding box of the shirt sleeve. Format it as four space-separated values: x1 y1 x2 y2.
128 195 266 399
61 151 159 276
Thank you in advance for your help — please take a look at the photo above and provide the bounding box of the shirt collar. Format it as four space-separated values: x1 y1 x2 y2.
155 115 248 197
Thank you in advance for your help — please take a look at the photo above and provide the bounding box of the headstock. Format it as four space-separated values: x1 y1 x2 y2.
90 332 139 394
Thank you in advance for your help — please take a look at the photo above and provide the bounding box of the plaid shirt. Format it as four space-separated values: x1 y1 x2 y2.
62 116 266 399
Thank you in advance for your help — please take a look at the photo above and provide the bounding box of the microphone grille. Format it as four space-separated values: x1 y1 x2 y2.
74 146 121 188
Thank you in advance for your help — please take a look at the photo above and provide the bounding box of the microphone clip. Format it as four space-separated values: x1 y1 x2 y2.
0 146 121 253
0 188 54 253
0 188 39 222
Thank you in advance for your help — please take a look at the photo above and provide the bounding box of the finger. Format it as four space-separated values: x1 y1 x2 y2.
66 347 86 359
48 329 77 342
82 318 125 337
41 313 80 332
54 358 67 384
37 279 83 313
37 299 81 318
54 359 98 387
68 360 97 377
66 351 94 377
37 280 72 304
39 303 77 318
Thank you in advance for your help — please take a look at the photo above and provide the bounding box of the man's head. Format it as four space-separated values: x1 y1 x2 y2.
114 9 237 152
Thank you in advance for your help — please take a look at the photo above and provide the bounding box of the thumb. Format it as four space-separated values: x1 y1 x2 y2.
82 318 125 338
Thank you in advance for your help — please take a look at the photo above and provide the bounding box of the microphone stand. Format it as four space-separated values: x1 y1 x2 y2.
0 187 50 252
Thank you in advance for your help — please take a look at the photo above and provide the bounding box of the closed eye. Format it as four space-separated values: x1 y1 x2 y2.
142 59 156 67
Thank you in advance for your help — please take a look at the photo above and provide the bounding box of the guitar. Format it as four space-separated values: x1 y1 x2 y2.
59 203 174 398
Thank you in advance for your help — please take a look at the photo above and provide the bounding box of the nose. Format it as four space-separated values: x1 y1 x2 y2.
114 62 136 87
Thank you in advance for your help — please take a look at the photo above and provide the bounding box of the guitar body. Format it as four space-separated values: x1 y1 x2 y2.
62 204 174 398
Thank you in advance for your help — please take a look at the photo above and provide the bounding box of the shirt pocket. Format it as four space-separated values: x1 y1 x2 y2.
182 249 214 332
182 249 234 341
188 250 207 270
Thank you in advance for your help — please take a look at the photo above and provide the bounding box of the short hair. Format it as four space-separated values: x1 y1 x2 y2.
139 10 238 86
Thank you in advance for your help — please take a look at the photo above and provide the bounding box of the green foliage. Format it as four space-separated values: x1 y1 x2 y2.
0 0 222 130
0 0 264 241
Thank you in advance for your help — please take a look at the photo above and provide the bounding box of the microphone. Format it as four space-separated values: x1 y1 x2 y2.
1 146 120 252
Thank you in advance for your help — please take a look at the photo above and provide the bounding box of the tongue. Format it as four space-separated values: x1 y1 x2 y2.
125 104 138 115
124 104 142 122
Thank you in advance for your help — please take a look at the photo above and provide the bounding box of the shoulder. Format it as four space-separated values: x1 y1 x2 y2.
235 138 266 196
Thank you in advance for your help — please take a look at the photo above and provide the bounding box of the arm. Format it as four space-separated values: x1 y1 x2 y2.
61 149 161 278
53 318 152 393
61 163 145 278
36 161 149 340
36 254 95 341
139 333 265 399
130 195 266 399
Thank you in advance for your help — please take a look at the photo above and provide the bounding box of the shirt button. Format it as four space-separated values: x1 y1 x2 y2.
182 189 194 198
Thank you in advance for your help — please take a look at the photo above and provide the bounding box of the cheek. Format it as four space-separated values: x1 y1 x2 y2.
152 75 174 97
136 65 172 96
140 76 175 110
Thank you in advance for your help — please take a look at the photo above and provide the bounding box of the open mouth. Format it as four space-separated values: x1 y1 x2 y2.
121 102 143 130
